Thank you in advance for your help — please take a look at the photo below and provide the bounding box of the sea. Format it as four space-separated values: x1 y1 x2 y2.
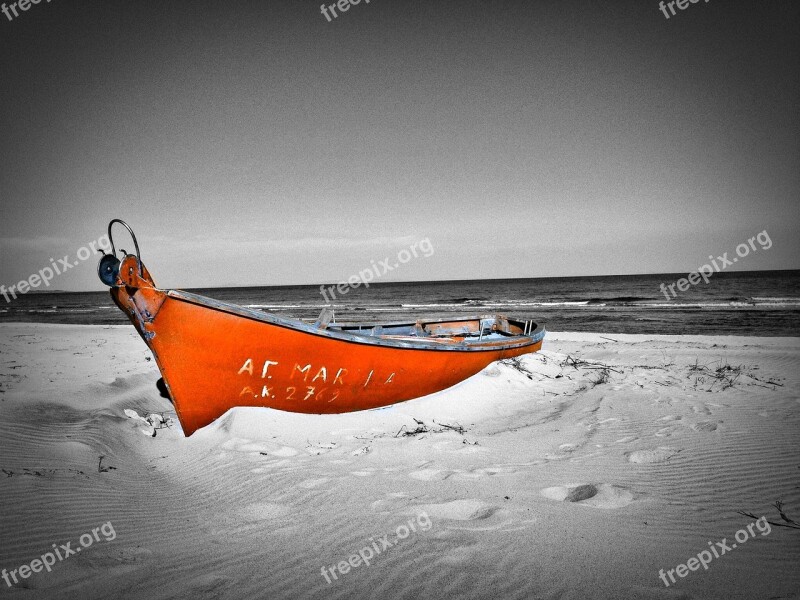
1 270 798 336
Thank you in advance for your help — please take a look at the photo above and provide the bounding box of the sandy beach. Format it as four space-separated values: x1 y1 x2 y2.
0 323 798 599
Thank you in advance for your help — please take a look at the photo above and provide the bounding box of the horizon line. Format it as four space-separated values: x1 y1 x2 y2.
26 267 800 295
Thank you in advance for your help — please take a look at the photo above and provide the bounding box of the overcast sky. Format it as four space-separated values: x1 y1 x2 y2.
1 0 797 291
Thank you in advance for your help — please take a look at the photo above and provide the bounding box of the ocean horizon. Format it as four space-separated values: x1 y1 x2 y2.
2 269 798 336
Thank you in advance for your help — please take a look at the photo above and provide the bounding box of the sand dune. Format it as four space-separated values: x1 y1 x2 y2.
0 324 798 599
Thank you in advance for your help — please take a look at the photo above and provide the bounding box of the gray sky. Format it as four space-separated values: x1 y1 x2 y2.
1 0 798 290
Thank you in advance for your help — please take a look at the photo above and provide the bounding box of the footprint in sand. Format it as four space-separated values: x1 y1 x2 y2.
545 442 588 460
544 452 571 461
182 574 231 596
454 466 517 479
541 483 634 509
448 518 538 533
655 426 678 437
690 421 719 432
407 499 497 521
626 446 680 464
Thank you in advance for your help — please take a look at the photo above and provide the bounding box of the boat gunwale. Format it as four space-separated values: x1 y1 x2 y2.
165 289 545 352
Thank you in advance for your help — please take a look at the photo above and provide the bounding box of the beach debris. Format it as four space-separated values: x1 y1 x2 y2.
686 359 783 392
351 445 371 456
394 418 477 444
437 421 466 434
688 359 742 390
395 418 469 438
564 355 622 374
502 356 537 379
537 352 783 396
773 500 798 526
124 408 147 422
122 408 173 437
738 501 800 530
589 367 611 386
98 455 117 473
565 355 591 369
123 408 154 436
396 418 429 437
1 467 87 478
305 442 338 455
0 372 23 396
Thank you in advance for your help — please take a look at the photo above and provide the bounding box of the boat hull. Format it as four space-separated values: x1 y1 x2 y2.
107 255 544 435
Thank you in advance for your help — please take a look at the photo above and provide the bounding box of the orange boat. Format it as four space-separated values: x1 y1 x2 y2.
98 220 545 435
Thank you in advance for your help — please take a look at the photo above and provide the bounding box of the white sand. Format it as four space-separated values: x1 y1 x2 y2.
0 324 798 599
